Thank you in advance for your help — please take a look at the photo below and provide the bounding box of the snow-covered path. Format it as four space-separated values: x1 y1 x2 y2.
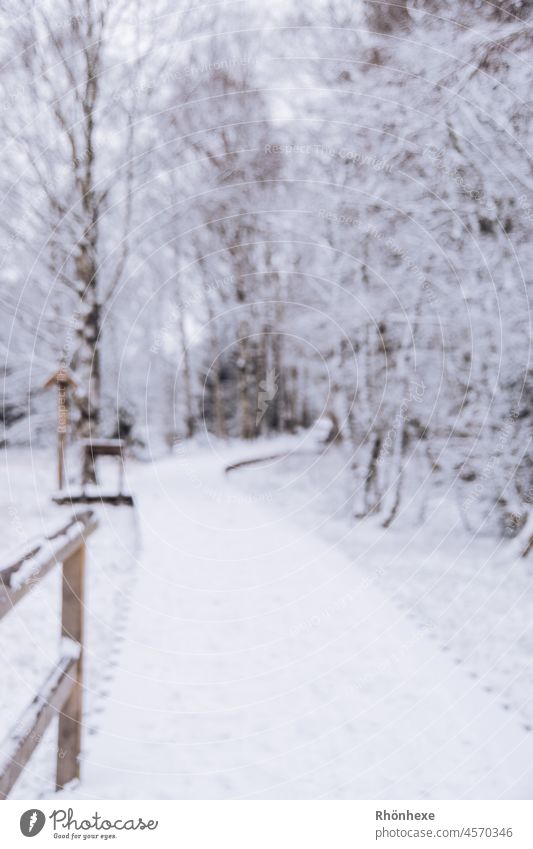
74 446 533 799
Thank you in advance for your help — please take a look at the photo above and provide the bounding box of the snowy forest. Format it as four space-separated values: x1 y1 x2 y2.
1 0 533 802
1 0 531 541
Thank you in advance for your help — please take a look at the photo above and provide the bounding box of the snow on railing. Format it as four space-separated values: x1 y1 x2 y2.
0 511 98 799
9 522 85 591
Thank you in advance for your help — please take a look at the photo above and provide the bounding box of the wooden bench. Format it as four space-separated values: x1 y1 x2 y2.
53 439 134 506
0 511 98 798
82 438 126 490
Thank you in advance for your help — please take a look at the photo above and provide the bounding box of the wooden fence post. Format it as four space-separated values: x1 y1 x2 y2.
0 512 97 798
56 543 85 790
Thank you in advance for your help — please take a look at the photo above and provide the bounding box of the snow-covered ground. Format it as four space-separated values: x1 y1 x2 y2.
0 445 138 798
2 436 533 799
229 441 533 737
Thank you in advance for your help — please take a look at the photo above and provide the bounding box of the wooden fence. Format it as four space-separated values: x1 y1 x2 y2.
0 510 98 799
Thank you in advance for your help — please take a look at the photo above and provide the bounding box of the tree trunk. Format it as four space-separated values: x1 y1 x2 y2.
382 429 408 528
75 22 102 484
75 248 100 485
355 432 383 518
213 371 227 439
254 329 269 435
237 332 254 439
178 307 196 438
203 286 227 438
325 409 343 443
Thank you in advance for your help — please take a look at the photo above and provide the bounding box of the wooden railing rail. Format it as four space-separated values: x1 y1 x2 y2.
0 510 98 798
224 448 319 474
